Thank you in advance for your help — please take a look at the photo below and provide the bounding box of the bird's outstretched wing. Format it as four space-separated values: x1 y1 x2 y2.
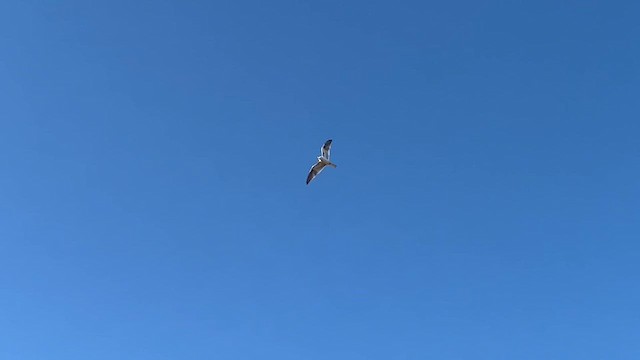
306 161 326 185
321 139 332 159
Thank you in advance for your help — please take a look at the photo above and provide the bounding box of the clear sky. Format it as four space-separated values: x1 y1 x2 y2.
1 1 639 359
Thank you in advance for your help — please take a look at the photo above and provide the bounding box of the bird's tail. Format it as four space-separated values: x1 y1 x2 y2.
329 163 337 168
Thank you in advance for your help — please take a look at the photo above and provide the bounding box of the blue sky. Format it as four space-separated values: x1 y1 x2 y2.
1 1 639 359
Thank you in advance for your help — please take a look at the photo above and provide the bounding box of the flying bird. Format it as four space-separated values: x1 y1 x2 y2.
306 139 337 185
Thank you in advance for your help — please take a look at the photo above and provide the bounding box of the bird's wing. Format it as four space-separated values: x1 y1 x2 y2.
321 139 333 159
306 161 326 185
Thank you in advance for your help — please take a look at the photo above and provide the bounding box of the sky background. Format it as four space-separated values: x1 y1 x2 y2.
1 1 639 359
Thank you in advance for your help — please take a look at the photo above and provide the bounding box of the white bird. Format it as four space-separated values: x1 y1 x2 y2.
306 139 337 185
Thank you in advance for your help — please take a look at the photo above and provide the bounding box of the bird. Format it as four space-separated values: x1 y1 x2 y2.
306 139 337 185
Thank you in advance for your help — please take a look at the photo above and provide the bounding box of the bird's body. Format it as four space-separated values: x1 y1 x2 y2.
306 140 337 185
318 156 336 167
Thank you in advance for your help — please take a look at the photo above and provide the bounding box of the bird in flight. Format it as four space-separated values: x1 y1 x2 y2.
306 139 337 185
